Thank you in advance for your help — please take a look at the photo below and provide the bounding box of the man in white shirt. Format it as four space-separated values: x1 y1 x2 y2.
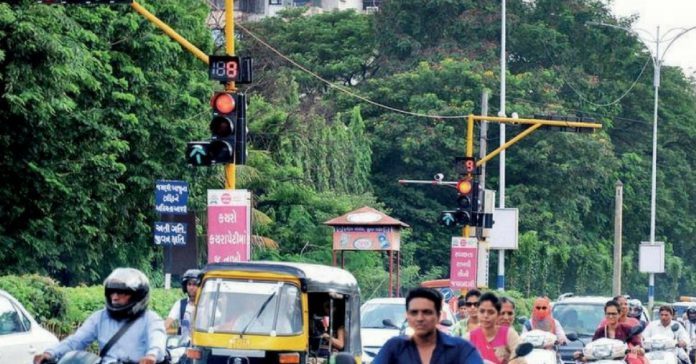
165 269 200 344
644 305 690 363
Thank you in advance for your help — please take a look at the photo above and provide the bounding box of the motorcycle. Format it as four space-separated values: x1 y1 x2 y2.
644 323 689 364
166 335 188 364
519 329 563 364
572 323 645 364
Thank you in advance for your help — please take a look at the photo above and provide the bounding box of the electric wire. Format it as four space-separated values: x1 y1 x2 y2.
539 37 652 108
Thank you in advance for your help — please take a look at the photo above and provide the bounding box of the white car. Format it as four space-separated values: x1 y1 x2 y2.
360 297 457 363
360 297 406 363
0 289 58 363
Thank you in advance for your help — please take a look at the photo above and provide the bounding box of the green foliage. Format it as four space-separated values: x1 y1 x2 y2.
0 274 68 332
3 0 696 304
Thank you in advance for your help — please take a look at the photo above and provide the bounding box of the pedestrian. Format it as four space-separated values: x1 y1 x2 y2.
34 268 167 364
372 287 483 364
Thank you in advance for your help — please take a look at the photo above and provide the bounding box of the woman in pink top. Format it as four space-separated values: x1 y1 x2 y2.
598 295 640 328
466 292 521 364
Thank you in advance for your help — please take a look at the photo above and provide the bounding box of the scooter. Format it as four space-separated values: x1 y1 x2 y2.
644 323 688 364
572 323 645 364
519 329 563 364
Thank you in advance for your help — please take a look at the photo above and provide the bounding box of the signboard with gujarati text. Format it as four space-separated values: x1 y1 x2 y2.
155 180 189 215
207 189 251 263
450 237 478 289
154 222 188 246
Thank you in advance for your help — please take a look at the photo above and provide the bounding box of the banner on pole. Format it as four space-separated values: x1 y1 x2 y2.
450 237 478 289
207 189 251 263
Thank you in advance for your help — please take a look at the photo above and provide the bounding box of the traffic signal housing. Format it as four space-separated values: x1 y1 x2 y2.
208 92 237 164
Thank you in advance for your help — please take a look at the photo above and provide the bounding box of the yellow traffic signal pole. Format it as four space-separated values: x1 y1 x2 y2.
130 2 209 64
131 1 237 189
224 0 237 190
463 114 602 234
466 114 602 164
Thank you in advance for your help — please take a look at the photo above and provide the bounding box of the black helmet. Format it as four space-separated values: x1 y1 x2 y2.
104 268 150 321
686 307 696 322
181 269 201 294
627 299 643 319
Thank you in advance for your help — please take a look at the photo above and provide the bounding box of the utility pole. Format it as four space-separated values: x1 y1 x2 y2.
613 180 623 296
224 0 236 190
497 0 507 291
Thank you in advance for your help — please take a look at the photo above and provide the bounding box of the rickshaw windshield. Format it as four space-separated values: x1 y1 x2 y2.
194 279 303 336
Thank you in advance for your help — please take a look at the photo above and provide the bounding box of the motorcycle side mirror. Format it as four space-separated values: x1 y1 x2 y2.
516 316 528 325
566 332 579 342
515 342 534 357
332 352 357 364
627 322 645 338
166 335 182 349
671 323 680 332
382 319 399 329
439 319 453 327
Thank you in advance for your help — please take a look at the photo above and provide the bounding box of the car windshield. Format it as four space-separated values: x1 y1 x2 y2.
553 303 604 337
194 279 302 336
361 303 405 329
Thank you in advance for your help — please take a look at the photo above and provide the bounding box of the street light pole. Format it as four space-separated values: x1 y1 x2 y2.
588 21 696 311
497 0 507 291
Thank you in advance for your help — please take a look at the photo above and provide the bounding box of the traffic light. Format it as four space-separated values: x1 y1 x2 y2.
208 92 237 164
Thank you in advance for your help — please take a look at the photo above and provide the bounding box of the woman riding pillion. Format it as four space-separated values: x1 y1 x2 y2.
466 292 525 364
33 268 167 364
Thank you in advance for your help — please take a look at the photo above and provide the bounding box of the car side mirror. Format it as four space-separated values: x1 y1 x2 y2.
332 352 356 364
382 319 399 329
671 323 681 332
439 319 453 327
566 332 579 342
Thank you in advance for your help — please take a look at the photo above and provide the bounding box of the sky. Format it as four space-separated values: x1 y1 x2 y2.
608 0 696 75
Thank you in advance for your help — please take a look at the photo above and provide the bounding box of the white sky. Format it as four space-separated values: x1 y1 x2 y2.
608 0 696 75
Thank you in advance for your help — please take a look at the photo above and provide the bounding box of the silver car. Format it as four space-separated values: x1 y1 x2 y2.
0 289 58 363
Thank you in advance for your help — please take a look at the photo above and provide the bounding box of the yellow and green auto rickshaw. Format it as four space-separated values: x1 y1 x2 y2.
186 261 362 364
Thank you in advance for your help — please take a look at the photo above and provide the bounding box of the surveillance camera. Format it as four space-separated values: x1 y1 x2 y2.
434 173 444 182
511 112 519 119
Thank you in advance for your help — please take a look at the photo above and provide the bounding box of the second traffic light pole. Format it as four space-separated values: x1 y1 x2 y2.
224 0 237 190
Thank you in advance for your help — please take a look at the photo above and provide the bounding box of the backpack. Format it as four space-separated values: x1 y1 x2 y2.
177 298 188 335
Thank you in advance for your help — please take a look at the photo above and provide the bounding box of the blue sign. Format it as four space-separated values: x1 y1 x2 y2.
154 222 188 246
155 180 189 214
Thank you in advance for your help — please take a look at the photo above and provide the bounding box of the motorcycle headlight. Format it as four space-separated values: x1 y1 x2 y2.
591 344 612 359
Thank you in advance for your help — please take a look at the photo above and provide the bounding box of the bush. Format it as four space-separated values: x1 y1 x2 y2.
0 275 186 338
0 274 67 327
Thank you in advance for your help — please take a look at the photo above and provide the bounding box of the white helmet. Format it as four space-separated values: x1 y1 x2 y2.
104 268 150 320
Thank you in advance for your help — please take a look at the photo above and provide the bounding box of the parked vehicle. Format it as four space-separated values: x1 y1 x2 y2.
519 329 563 364
360 297 405 364
186 261 361 364
0 289 58 363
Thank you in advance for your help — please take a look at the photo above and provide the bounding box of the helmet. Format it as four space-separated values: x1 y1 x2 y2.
627 299 643 319
104 268 150 321
181 269 201 294
686 307 696 323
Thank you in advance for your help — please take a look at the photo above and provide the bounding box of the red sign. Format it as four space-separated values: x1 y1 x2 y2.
450 237 478 289
207 190 251 263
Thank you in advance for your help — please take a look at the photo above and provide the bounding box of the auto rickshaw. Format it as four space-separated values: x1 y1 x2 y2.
186 261 362 364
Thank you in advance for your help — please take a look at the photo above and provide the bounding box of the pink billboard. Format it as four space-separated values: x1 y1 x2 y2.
450 237 478 289
207 190 251 263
